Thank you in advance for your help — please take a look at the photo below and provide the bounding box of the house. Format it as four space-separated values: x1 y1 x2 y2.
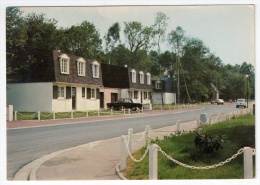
7 48 102 112
101 64 152 109
152 77 176 105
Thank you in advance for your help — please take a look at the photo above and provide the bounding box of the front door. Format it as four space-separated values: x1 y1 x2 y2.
72 87 76 110
100 92 104 109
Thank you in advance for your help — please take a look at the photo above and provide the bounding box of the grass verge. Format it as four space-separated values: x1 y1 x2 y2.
124 114 255 179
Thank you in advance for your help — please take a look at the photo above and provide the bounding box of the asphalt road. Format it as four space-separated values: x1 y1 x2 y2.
7 104 239 179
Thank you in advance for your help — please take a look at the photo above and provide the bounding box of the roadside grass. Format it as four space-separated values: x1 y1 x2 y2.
124 114 255 179
15 110 134 120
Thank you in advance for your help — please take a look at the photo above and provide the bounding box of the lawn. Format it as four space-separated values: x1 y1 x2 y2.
124 114 255 179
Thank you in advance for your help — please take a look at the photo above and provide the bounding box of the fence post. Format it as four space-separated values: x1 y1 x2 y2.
128 128 133 154
145 125 150 144
111 109 113 115
86 110 88 117
176 120 181 132
120 135 127 171
7 105 13 121
14 111 17 121
244 147 254 179
98 110 100 117
71 111 73 118
38 111 41 121
149 144 158 180
128 108 130 115
53 111 55 120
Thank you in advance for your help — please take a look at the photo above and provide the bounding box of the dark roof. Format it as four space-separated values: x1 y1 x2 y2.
101 64 152 90
8 48 103 86
152 76 174 93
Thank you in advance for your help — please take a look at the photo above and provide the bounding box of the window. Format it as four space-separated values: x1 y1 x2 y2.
144 92 149 99
155 81 162 89
131 69 136 83
58 86 65 98
87 88 98 99
128 91 133 98
77 58 86 76
139 71 144 84
146 73 151 85
82 87 85 98
59 54 70 74
92 61 100 78
134 91 138 99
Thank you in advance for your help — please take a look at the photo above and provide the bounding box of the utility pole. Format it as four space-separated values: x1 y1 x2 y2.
177 51 180 105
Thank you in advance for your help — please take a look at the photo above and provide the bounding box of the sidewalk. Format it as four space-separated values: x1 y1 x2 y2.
10 107 201 180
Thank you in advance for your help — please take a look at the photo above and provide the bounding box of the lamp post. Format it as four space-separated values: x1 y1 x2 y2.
245 74 249 108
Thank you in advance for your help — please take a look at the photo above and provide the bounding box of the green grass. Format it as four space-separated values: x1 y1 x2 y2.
125 114 255 179
15 109 136 120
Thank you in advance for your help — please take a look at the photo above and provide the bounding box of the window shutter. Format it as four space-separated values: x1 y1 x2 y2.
96 88 100 99
66 86 71 99
87 88 91 99
53 86 58 99
82 87 85 98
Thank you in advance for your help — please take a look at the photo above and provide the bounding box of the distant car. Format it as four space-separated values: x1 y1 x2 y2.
236 99 246 108
107 98 143 111
210 99 224 105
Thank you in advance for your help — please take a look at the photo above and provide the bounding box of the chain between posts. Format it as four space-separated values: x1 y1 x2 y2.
157 146 246 170
124 136 149 163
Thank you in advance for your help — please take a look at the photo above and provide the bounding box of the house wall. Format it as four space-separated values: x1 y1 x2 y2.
152 92 176 105
100 87 121 109
7 83 53 112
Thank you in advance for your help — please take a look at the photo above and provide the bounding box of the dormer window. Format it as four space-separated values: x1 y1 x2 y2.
139 71 144 84
77 57 86 76
59 54 70 74
91 61 100 78
131 69 136 83
146 73 151 85
155 81 162 89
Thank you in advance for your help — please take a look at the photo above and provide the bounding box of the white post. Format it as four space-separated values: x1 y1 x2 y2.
111 109 113 115
86 110 89 117
208 116 212 125
8 105 13 121
176 120 181 132
128 128 133 154
145 125 150 144
128 108 131 115
71 111 73 118
53 111 55 120
149 144 158 180
120 135 127 171
98 110 100 117
15 111 17 120
38 111 40 121
244 147 254 179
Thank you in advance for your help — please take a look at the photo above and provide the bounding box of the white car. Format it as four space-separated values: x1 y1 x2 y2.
210 99 224 105
236 99 246 108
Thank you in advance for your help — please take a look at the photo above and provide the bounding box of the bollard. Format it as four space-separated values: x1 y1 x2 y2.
128 108 130 115
71 111 73 118
53 111 55 120
7 105 13 121
38 111 40 121
145 125 150 144
176 120 181 132
111 109 113 115
128 128 133 154
14 111 17 120
244 147 254 179
98 110 100 117
86 110 89 117
149 144 158 180
120 135 127 171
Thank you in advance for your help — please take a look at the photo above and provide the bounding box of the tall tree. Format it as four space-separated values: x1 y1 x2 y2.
104 22 121 53
124 21 154 65
59 21 102 59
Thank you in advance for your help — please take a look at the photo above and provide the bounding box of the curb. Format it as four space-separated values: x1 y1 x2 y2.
13 147 76 180
115 163 128 180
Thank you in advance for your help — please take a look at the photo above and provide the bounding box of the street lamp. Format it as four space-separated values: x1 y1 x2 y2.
245 74 249 108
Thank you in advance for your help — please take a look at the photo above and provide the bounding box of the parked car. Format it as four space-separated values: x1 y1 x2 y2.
107 98 143 111
210 99 224 105
236 99 246 108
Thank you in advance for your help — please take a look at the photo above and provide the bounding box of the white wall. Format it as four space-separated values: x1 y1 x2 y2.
152 92 176 104
7 83 53 112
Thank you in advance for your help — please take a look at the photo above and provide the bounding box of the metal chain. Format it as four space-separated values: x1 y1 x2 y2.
157 146 245 170
124 137 149 163
40 112 53 117
17 112 38 117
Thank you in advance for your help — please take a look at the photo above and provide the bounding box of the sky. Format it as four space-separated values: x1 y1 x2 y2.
17 5 255 67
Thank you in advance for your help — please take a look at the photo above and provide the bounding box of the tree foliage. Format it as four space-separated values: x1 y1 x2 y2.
6 8 255 101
